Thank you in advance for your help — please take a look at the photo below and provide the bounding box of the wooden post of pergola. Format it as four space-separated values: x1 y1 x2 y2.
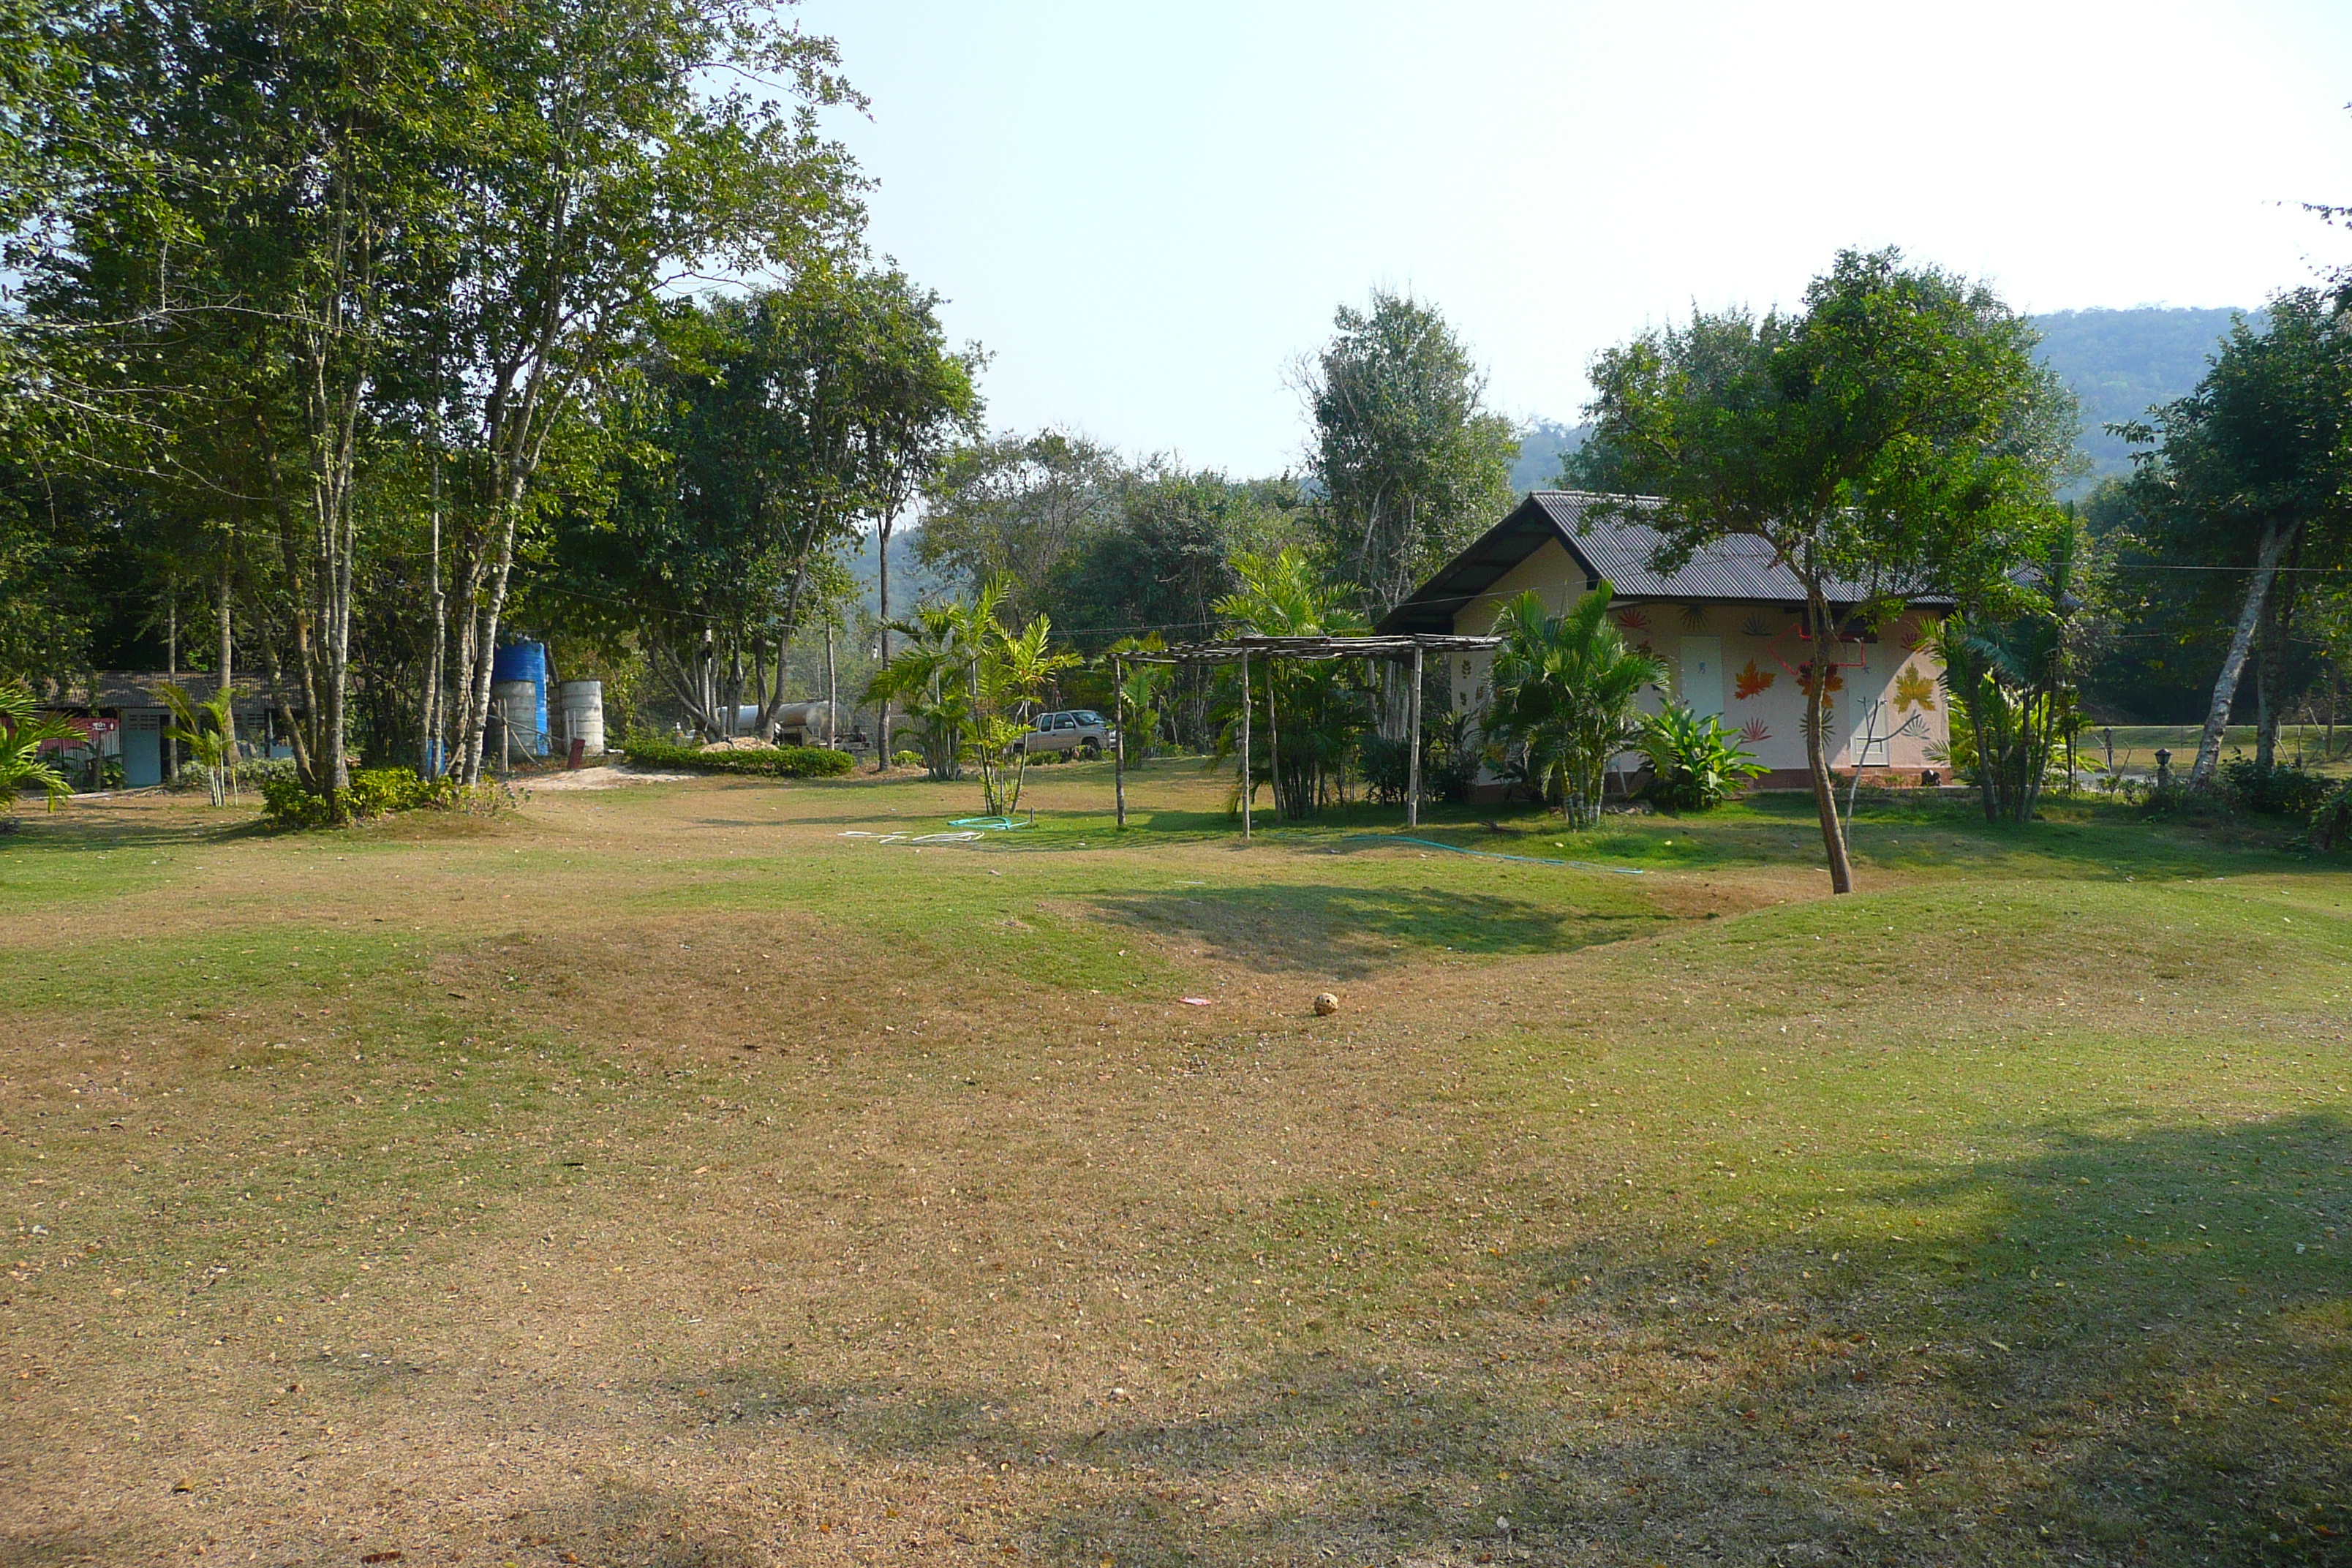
1406 641 1424 829
1105 632 1497 840
1112 652 1125 829
1238 647 1252 842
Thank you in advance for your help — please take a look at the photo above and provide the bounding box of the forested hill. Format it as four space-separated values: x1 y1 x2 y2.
2027 305 2257 489
1505 306 2255 499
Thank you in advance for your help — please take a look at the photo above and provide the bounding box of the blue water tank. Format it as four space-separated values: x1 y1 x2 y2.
492 641 550 754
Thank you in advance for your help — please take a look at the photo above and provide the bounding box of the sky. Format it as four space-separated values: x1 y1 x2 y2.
796 0 2352 479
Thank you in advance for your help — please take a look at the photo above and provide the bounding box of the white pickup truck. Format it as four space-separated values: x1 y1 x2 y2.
1019 709 1115 758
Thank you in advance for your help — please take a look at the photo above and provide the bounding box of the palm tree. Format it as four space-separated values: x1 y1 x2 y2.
864 579 1077 812
967 606 1079 817
1103 634 1174 761
0 682 78 819
1210 549 1371 820
864 590 990 781
1486 584 1665 827
159 682 240 807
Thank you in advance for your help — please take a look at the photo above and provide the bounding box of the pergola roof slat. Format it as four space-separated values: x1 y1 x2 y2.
1115 633 1501 666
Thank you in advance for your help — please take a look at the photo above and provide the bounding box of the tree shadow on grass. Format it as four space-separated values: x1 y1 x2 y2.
1088 881 1673 976
140 1111 2340 1568
650 1109 2348 1567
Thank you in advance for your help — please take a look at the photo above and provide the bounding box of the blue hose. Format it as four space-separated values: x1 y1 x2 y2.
946 815 1031 831
1342 833 1646 875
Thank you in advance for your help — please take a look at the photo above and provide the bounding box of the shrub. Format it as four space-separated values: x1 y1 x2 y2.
1358 710 1483 807
2220 758 2330 816
1357 734 1409 804
1637 701 1767 810
2309 784 2352 852
892 750 922 769
621 737 855 778
261 766 459 826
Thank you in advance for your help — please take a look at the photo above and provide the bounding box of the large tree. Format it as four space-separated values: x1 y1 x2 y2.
916 430 1126 625
39 0 480 814
423 0 864 782
20 0 865 805
1303 290 1517 621
1575 248 2075 892
540 265 974 739
2119 289 2352 785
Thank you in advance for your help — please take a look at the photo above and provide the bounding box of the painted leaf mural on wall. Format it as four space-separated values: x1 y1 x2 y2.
1795 660 1844 698
1739 717 1771 744
1893 663 1937 715
1733 660 1776 701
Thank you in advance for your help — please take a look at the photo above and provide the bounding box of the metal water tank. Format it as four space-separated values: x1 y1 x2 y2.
490 679 538 758
554 680 606 755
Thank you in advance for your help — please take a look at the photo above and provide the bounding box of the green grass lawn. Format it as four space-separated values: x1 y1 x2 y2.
1 762 2348 1567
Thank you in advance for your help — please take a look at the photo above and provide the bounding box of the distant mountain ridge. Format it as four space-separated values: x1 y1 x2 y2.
2027 305 2258 489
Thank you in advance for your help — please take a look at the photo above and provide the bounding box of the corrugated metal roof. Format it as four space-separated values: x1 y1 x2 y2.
1378 491 1950 633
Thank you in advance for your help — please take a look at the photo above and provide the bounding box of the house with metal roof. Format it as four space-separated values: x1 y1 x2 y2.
1376 491 1952 789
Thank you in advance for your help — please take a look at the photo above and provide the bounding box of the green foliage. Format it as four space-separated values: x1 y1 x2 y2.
1637 701 1766 810
1422 706 1484 804
2307 783 2352 851
965 589 1079 817
0 680 76 813
862 578 1073 814
2220 758 2331 817
260 766 456 828
2118 289 2352 785
1485 585 1665 828
1936 513 2091 823
917 431 1123 626
1359 708 1483 807
1306 290 1518 617
1577 248 2076 883
157 681 238 806
1103 635 1175 760
619 739 854 778
864 598 980 781
1209 548 1371 820
549 267 981 741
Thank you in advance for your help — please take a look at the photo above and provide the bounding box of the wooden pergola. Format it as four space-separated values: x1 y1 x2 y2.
1109 633 1501 837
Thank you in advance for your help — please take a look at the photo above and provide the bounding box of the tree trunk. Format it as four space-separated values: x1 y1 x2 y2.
1804 592 1855 894
2255 637 2277 771
875 512 893 771
2191 519 2292 788
165 586 178 781
423 441 446 778
216 561 235 766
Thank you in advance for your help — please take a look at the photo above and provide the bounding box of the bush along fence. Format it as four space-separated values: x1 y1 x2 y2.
260 766 464 827
621 739 856 778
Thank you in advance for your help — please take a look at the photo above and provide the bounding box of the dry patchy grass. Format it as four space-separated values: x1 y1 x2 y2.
3 765 2350 1567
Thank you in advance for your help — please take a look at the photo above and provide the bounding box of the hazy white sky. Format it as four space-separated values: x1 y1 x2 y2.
798 1 2352 478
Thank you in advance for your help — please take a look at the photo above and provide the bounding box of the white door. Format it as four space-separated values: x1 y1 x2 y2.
1680 636 1724 718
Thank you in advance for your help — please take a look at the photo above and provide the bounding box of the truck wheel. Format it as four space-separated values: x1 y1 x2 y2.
1081 740 1101 760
